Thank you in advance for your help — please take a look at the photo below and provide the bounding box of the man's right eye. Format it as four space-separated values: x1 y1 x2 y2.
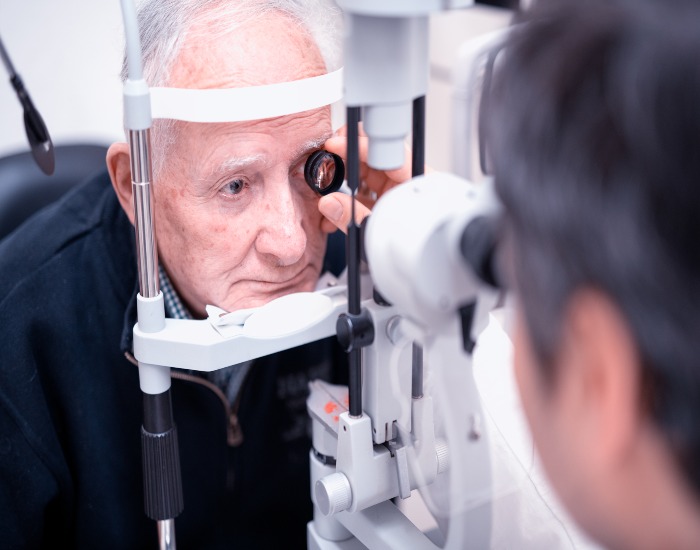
221 178 247 196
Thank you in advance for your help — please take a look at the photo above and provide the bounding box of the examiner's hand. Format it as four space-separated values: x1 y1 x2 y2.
319 124 426 234
319 192 372 233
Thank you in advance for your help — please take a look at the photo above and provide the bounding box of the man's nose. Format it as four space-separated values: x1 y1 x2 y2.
255 181 308 266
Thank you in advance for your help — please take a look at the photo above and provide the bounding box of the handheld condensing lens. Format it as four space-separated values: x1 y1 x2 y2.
304 150 345 195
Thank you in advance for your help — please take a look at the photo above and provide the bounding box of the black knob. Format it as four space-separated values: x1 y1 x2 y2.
336 310 375 352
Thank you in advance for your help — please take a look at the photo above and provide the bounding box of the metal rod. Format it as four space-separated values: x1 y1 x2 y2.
0 35 16 77
349 348 362 418
346 106 362 316
411 97 426 401
412 95 426 178
346 105 363 418
128 129 159 298
411 343 424 399
158 519 176 550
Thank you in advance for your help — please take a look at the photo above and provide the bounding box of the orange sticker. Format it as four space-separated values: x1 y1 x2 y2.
324 401 339 414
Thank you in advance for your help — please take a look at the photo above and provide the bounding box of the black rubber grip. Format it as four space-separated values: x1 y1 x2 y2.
141 426 184 521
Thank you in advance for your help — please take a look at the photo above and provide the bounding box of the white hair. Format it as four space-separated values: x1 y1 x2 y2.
121 0 342 85
120 0 343 176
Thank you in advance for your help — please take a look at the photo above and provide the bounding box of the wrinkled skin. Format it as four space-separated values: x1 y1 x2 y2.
109 11 333 317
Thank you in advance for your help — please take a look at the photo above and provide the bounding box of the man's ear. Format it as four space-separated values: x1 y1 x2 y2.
106 142 135 225
560 289 642 471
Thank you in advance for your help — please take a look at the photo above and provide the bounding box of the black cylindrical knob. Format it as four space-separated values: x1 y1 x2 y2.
141 426 184 521
336 310 375 353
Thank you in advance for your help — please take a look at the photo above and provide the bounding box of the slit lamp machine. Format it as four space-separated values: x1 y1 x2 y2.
118 0 512 547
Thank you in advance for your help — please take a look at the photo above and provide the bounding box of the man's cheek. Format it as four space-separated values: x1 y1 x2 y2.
308 222 329 253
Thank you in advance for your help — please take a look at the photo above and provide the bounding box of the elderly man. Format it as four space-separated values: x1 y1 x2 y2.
0 0 407 547
488 0 700 548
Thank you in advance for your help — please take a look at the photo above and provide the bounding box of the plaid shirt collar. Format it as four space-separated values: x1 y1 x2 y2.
159 266 193 320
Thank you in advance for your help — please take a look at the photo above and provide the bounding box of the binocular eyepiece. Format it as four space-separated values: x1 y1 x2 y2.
304 150 345 196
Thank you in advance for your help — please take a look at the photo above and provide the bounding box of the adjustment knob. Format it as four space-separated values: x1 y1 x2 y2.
336 310 375 352
315 472 352 516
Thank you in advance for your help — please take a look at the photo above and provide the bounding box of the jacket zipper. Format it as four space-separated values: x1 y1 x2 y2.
124 351 244 447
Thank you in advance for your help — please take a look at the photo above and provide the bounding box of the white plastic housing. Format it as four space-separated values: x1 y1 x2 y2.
364 172 498 329
339 11 429 170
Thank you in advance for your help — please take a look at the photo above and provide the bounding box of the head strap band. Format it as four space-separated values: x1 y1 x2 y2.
149 68 343 123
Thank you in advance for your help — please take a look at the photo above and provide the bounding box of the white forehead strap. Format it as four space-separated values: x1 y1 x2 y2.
149 68 343 123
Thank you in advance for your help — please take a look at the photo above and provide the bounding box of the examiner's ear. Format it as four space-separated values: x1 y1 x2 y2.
560 290 641 471
106 142 135 225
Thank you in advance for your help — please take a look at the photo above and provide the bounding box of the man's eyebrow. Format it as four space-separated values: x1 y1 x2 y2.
195 155 267 190
291 135 331 160
212 154 268 175
205 135 331 179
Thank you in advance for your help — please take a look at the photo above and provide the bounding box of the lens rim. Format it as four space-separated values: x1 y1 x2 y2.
304 150 345 196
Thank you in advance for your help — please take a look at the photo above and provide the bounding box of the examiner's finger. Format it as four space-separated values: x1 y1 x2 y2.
318 192 371 234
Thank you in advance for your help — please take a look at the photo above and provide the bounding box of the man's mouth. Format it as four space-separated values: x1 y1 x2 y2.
253 264 313 286
221 264 318 311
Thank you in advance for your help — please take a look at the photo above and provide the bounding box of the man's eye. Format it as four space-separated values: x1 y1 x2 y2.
222 178 247 196
292 158 306 179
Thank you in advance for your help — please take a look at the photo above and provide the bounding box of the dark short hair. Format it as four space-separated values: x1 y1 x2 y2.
487 0 700 497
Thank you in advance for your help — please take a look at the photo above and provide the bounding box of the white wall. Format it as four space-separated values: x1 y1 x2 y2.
0 1 126 157
427 6 513 172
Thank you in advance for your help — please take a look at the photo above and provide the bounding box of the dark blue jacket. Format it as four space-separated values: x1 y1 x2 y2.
0 171 347 549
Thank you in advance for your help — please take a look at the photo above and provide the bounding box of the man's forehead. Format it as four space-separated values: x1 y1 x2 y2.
169 10 326 90
186 106 332 146
150 10 339 126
